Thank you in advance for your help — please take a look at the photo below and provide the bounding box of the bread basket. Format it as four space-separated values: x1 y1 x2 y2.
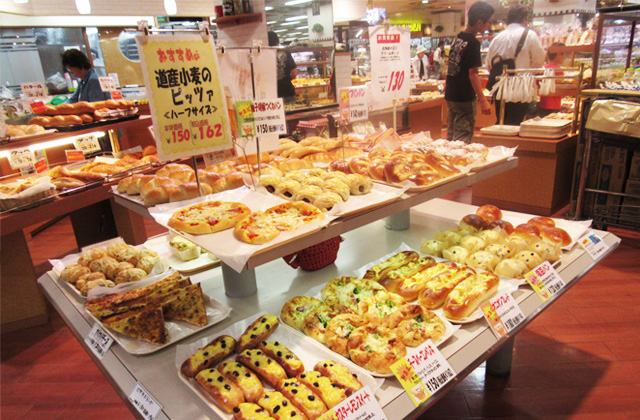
283 236 343 271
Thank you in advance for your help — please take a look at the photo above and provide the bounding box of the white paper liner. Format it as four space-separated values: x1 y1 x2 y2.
175 313 383 419
149 186 337 273
0 176 55 199
465 146 517 170
144 233 221 274
88 295 231 355
48 237 170 300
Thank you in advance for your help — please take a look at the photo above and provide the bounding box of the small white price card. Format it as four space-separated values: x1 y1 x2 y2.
253 98 286 136
108 72 121 88
391 339 456 406
203 148 235 167
74 134 101 155
128 382 162 420
99 76 117 92
481 292 525 340
84 322 113 359
339 85 369 123
21 82 47 99
8 147 36 170
525 261 565 302
579 233 609 260
317 386 387 420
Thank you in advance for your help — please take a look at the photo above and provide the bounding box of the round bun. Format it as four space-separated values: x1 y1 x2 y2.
487 219 515 234
528 216 555 231
460 214 488 231
540 227 572 247
512 223 541 243
476 204 502 223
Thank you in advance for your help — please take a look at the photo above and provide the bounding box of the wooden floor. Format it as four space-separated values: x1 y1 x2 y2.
2 192 640 420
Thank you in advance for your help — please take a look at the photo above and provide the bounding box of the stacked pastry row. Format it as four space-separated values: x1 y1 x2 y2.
5 124 46 137
85 273 208 344
181 314 364 419
328 148 460 187
259 168 373 212
272 137 364 164
399 137 490 168
59 241 161 296
280 275 448 375
420 205 572 279
29 99 136 127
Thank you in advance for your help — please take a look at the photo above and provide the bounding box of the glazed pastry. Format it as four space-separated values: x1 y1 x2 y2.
218 361 264 403
297 371 347 408
257 391 308 420
313 360 363 396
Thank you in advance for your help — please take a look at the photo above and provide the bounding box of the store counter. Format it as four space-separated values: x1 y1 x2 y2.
37 199 620 420
471 133 578 216
407 98 445 139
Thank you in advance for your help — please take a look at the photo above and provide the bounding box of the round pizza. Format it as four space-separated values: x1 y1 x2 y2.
357 291 405 327
347 325 407 375
302 304 353 345
280 296 323 331
388 304 446 347
325 313 367 358
322 277 386 312
233 211 281 245
168 201 251 235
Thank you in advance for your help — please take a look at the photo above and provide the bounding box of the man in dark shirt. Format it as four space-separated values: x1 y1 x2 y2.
268 31 297 103
62 49 110 103
444 1 494 143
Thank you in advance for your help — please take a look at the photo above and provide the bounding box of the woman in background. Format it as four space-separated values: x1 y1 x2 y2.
62 49 110 103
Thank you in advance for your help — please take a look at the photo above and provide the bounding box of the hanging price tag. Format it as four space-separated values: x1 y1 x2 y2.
235 100 256 137
578 233 609 260
128 382 162 420
252 98 286 136
8 147 36 170
203 148 235 167
339 86 369 123
317 386 387 420
525 261 565 302
481 292 525 340
65 149 85 162
391 340 456 406
74 134 102 155
21 82 47 99
84 323 113 360
98 76 117 92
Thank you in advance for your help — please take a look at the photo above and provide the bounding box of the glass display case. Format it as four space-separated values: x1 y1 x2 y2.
592 10 640 87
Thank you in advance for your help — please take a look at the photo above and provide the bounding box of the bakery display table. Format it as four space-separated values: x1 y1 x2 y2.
38 199 620 420
471 133 578 216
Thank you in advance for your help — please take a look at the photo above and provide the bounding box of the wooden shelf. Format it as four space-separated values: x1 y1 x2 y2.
213 13 262 29
295 61 331 66
293 83 330 89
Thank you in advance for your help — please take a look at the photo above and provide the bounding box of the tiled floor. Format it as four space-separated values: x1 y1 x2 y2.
2 192 640 419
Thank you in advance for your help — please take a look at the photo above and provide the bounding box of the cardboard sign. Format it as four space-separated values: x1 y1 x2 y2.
65 149 85 162
21 82 47 99
481 292 525 339
137 34 232 161
579 233 609 260
525 261 565 302
8 147 36 170
253 98 286 136
317 386 387 420
74 134 101 155
369 26 411 109
339 85 369 123
128 382 162 420
84 323 113 359
99 76 117 92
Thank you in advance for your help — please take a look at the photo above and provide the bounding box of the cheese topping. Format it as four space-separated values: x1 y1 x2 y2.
298 371 347 408
240 349 286 379
279 378 327 412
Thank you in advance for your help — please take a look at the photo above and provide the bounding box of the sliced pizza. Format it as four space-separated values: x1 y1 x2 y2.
168 200 251 235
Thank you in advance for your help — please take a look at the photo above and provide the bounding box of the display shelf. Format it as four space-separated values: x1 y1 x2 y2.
212 13 262 29
293 83 330 89
37 199 621 420
295 61 331 66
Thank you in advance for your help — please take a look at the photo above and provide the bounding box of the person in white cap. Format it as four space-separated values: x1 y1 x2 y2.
412 45 430 81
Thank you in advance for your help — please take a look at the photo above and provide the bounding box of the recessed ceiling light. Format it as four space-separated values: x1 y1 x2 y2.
265 6 273 11
284 0 313 5
422 0 429 3
267 21 277 25
164 0 177 15
281 21 301 26
75 0 91 14
285 15 307 21
274 29 287 32
13 0 29 4
296 25 308 29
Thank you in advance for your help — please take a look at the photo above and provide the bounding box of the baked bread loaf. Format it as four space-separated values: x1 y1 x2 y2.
60 264 91 284
297 371 347 408
417 264 476 309
257 341 304 378
324 314 366 358
168 182 213 202
442 272 500 320
236 349 287 388
77 248 108 266
237 314 279 353
232 402 275 420
218 361 264 403
114 268 147 284
302 304 351 345
313 360 363 396
321 277 385 312
195 368 245 413
181 335 236 378
362 250 419 282
396 261 457 302
257 391 308 420
357 292 405 327
276 378 327 420
378 256 436 293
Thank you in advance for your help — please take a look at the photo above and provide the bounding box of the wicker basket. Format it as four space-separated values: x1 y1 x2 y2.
0 186 57 212
283 236 343 271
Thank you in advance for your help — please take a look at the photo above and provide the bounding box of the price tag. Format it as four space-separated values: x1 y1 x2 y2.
8 147 36 170
21 82 47 99
30 101 47 114
34 157 49 174
84 323 113 359
339 86 369 123
235 100 256 137
98 76 117 92
203 148 235 167
128 382 162 420
369 26 411 109
317 386 387 420
111 90 123 100
252 98 286 136
108 73 120 88
65 149 85 162
481 292 525 340
579 233 609 260
391 340 456 406
74 134 101 155
525 261 565 302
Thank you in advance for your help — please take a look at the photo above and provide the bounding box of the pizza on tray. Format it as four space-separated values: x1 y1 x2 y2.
168 201 251 235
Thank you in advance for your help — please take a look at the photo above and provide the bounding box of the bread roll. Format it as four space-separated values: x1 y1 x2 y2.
127 174 155 195
348 157 370 176
442 272 500 320
476 204 502 223
460 214 488 231
540 227 571 247
528 216 555 231
60 264 91 284
329 160 351 174
487 219 515 234
513 223 541 243
169 182 213 202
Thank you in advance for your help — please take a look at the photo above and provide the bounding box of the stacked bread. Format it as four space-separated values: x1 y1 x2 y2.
5 124 46 137
420 205 572 279
59 241 161 296
181 314 363 419
399 137 489 167
29 99 136 127
258 167 373 212
272 137 364 163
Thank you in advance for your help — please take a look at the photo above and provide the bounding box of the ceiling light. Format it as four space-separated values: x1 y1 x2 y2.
75 0 91 14
267 21 277 25
422 0 429 3
164 0 177 15
296 26 308 30
274 29 287 32
285 15 307 21
13 0 29 4
284 0 313 5
281 21 301 25
265 6 273 11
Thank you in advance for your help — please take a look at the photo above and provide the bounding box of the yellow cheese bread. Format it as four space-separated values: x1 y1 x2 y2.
232 402 276 420
378 256 436 293
218 360 264 403
396 261 458 302
257 390 309 420
257 341 304 378
237 314 279 353
277 378 328 420
313 360 363 396
298 371 347 408
181 335 236 378
362 250 419 282
302 304 353 345
236 349 287 388
321 277 386 312
442 272 500 320
357 291 405 327
417 265 477 309
195 368 245 413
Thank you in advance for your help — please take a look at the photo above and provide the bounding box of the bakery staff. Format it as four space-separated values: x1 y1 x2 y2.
62 49 111 104
412 45 429 81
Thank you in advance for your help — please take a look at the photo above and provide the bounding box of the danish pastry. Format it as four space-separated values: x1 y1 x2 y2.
346 325 407 375
388 304 446 347
280 296 323 331
324 313 367 358
297 371 347 408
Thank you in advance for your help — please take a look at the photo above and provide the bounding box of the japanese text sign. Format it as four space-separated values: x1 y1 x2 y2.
579 233 609 260
98 77 117 92
137 34 232 161
317 386 387 420
8 147 36 170
128 382 162 420
235 100 255 137
368 26 411 109
391 339 455 406
65 149 85 162
525 261 565 302
339 86 369 123
21 82 47 99
253 98 286 136
481 292 525 340
84 323 113 359
74 134 101 155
